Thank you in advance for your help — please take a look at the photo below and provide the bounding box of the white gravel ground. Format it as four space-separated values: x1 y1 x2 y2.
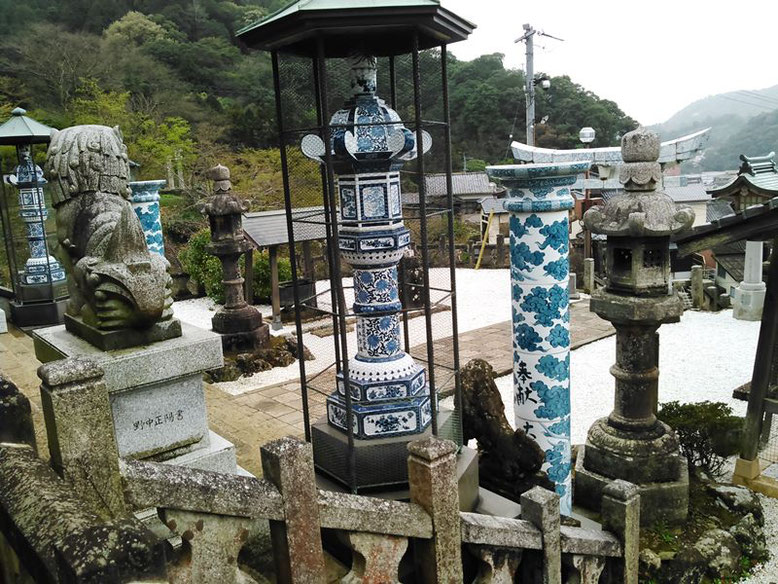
173 268 512 394
495 310 760 444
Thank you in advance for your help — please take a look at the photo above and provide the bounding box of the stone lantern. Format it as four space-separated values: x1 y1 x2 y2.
202 164 269 352
576 128 694 525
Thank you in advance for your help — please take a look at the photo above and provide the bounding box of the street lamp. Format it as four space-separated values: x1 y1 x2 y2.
579 127 596 259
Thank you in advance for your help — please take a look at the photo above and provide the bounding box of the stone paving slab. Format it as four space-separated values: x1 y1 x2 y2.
0 299 613 478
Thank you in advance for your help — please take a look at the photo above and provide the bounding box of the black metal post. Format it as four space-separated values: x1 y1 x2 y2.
0 160 18 296
389 55 397 109
316 38 357 492
272 51 312 442
741 236 778 461
441 44 463 444
411 33 438 435
312 54 343 373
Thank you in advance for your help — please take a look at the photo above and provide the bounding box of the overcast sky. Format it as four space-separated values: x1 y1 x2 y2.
441 0 778 126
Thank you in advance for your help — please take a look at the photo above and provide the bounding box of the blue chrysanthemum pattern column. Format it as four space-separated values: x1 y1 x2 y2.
9 147 66 286
487 161 589 514
129 179 166 256
301 55 432 440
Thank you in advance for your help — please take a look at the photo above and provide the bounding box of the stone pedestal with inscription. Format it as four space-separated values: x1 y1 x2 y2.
33 323 239 474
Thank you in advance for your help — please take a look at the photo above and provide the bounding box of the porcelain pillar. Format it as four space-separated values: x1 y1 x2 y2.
733 240 766 321
487 161 588 514
129 180 166 257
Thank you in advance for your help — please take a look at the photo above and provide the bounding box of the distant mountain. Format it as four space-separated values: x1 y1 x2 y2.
651 85 778 171
660 85 778 136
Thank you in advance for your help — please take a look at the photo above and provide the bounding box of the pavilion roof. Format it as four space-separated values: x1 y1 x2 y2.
0 108 54 146
243 207 327 248
237 0 475 57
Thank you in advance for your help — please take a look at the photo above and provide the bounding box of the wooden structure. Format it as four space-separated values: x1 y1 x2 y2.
242 206 326 329
675 195 778 497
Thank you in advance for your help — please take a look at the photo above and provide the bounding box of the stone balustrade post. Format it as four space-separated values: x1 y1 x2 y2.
161 509 254 584
0 375 36 452
520 486 561 584
407 436 462 583
564 555 605 584
600 480 639 584
260 436 326 584
340 531 408 584
469 545 522 583
38 357 126 519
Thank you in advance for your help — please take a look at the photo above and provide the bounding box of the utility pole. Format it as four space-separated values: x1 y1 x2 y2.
515 24 563 147
522 24 535 146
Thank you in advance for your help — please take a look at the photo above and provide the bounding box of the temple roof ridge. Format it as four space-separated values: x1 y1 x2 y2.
510 128 710 166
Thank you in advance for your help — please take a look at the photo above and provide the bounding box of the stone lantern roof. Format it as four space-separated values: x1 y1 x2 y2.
583 128 694 238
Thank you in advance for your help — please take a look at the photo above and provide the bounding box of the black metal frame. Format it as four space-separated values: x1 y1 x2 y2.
0 144 57 302
271 38 463 493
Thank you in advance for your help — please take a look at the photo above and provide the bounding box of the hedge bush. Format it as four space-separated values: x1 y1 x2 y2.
657 401 743 475
178 228 293 304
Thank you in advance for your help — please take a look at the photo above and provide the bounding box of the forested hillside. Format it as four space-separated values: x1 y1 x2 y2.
0 0 637 208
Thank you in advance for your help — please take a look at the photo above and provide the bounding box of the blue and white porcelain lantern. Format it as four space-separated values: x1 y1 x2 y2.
129 179 166 256
8 146 66 286
486 161 589 515
302 54 432 440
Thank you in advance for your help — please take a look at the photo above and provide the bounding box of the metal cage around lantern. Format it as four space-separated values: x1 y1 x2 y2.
239 1 474 493
0 108 68 326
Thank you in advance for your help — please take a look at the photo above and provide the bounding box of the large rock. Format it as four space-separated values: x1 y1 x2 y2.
693 528 741 579
729 513 768 561
708 483 764 525
460 359 553 498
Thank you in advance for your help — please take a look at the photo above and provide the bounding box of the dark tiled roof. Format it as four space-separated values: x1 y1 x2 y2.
707 199 735 222
664 183 710 202
479 197 506 214
713 253 745 282
425 172 494 197
674 195 778 256
242 207 327 248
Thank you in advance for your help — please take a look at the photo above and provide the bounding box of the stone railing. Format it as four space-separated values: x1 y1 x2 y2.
0 358 639 583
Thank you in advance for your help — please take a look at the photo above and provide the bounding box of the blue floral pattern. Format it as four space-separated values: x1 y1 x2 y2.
544 257 568 281
539 219 569 253
519 285 567 326
546 324 570 348
536 354 569 382
531 380 570 420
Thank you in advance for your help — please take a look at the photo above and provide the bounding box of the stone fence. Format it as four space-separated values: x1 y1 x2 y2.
0 359 639 583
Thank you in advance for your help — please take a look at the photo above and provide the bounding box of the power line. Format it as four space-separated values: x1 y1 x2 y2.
735 90 778 107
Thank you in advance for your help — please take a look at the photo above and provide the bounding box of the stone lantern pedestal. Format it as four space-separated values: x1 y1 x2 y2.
487 161 589 515
575 128 692 525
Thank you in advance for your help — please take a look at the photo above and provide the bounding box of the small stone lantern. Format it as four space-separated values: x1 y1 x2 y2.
202 165 269 352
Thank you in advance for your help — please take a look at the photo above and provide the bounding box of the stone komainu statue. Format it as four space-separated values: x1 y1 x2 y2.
45 125 172 330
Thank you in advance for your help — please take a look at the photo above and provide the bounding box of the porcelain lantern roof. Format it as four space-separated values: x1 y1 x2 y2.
301 55 430 174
